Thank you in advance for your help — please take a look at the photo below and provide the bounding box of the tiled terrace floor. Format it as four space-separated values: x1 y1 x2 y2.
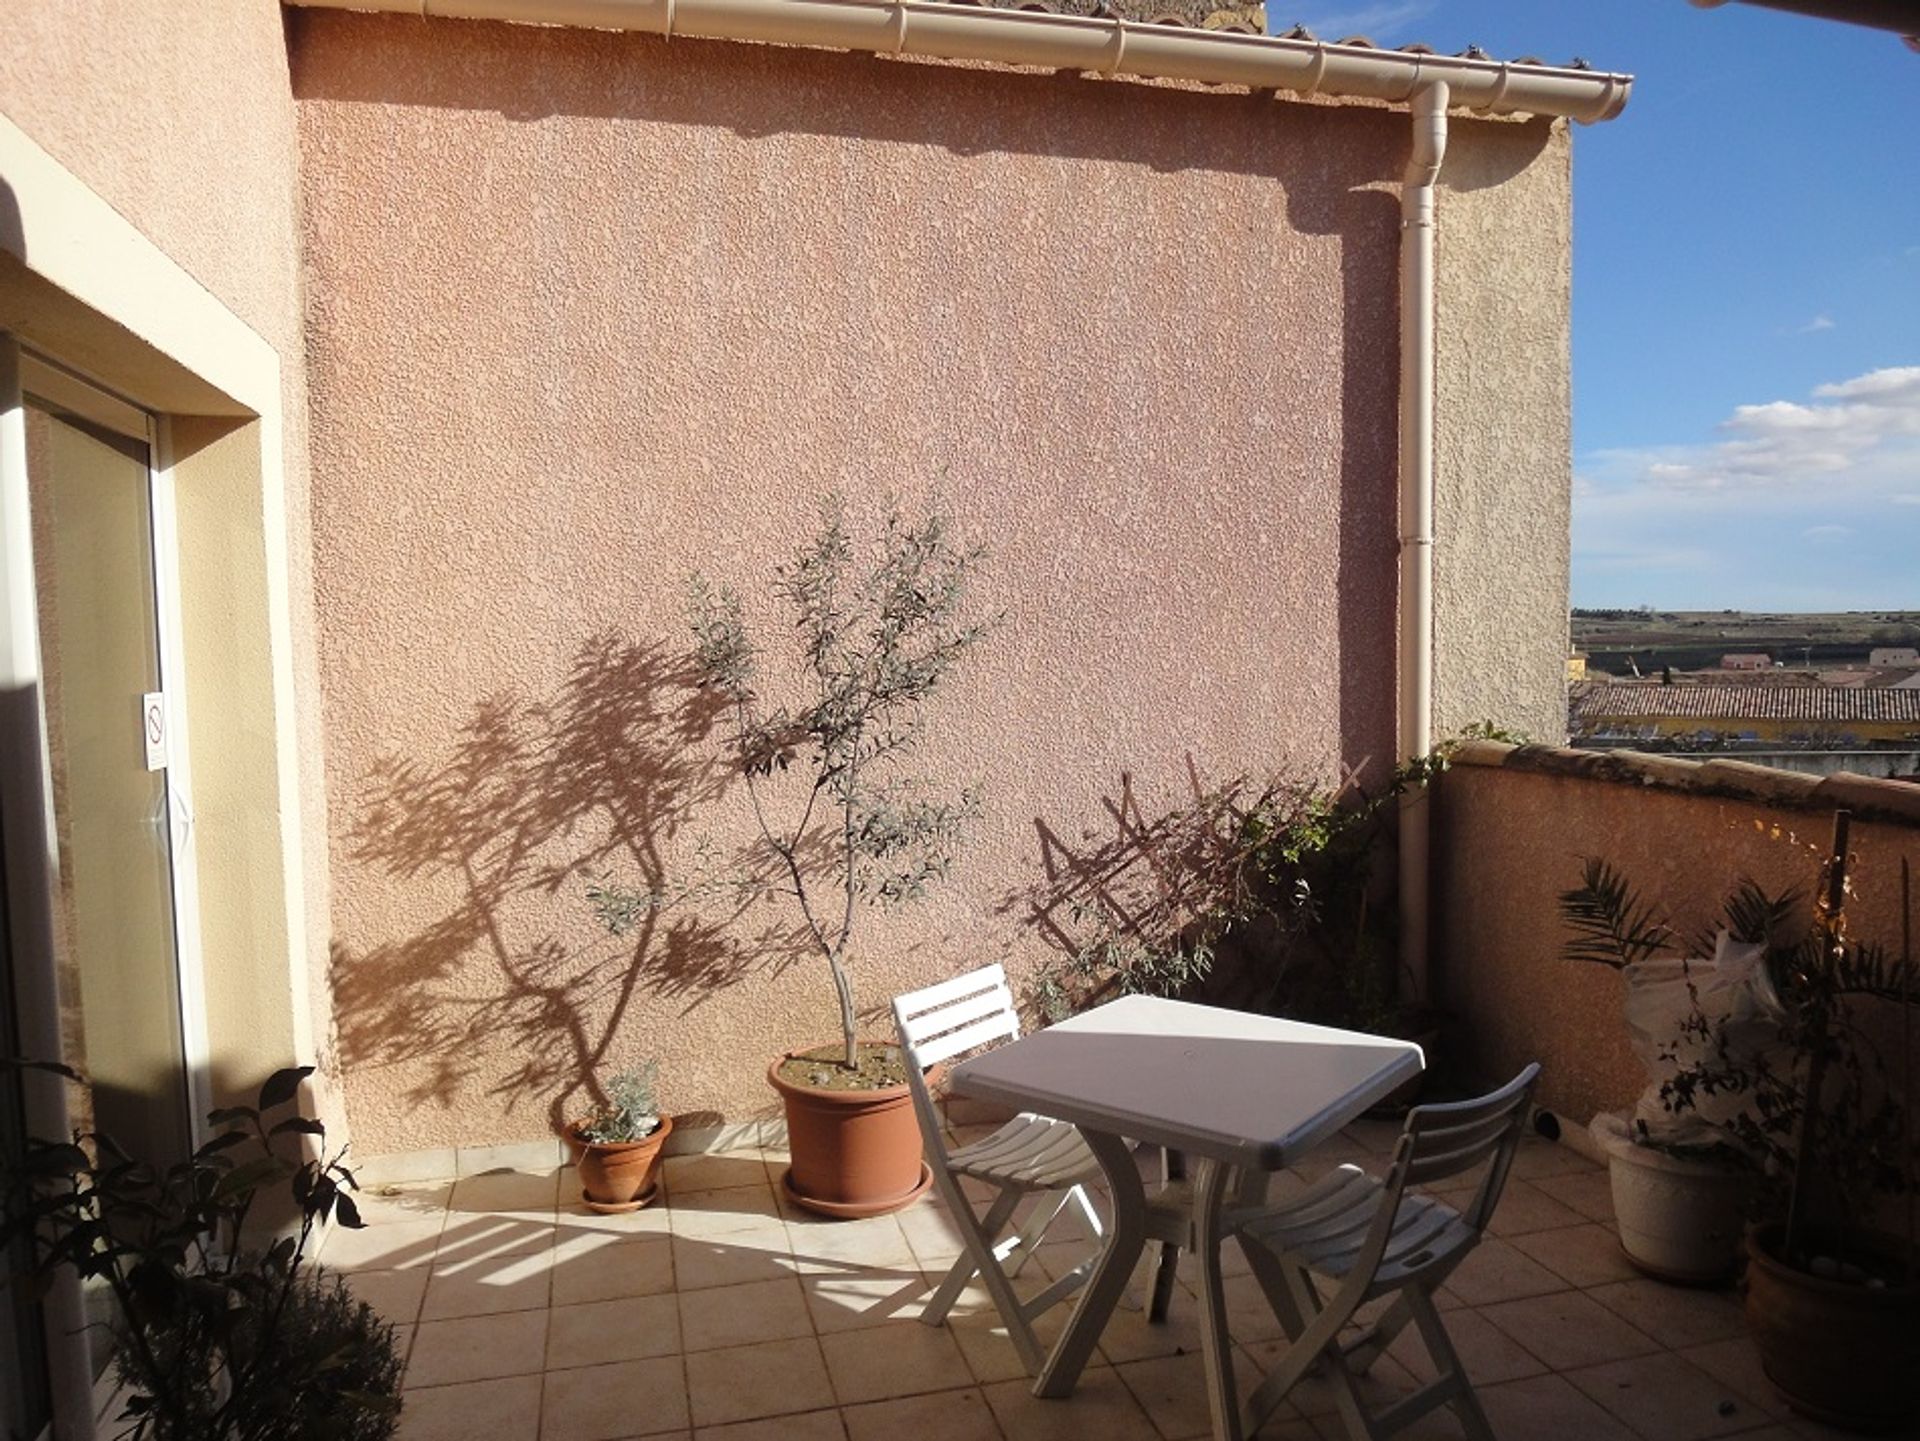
319 1122 1847 1441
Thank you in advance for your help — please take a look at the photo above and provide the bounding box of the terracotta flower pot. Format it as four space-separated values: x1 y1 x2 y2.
768 1049 934 1219
565 1114 673 1214
1745 1222 1920 1433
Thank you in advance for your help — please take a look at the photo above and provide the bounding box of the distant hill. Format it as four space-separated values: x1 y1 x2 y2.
1571 610 1920 676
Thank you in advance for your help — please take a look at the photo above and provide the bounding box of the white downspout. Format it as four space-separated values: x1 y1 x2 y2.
1397 81 1447 1007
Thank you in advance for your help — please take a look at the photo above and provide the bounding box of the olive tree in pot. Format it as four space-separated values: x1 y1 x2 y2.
683 495 990 1217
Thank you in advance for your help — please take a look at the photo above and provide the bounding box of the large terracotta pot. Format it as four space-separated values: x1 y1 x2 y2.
565 1114 673 1214
1745 1222 1920 1433
768 1050 935 1219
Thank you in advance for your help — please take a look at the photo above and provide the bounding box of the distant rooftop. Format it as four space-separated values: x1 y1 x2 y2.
1572 682 1920 725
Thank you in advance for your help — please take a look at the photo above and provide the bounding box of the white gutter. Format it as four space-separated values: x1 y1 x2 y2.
289 0 1631 1008
286 0 1631 123
1397 82 1447 1007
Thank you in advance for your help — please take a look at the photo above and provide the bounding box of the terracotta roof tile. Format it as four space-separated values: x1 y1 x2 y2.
1571 683 1920 725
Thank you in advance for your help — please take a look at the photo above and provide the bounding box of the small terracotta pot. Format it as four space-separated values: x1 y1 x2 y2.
1745 1222 1920 1433
565 1114 673 1214
768 1048 934 1219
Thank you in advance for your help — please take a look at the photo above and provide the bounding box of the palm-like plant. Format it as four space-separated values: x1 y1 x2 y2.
1560 815 1919 1274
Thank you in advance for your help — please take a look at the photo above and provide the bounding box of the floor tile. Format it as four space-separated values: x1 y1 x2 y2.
405 1308 548 1389
552 1236 675 1305
820 1321 975 1405
1510 1139 1605 1182
1679 1338 1788 1420
1566 1351 1767 1439
1238 1340 1426 1421
664 1151 776 1193
542 1355 689 1441
353 1179 455 1227
1486 1179 1588 1238
684 1336 836 1428
1438 1237 1570 1307
672 1226 797 1291
1113 1347 1270 1440
670 1185 785 1240
558 1172 674 1236
680 1276 813 1352
449 1168 560 1217
434 1215 556 1269
1384 1306 1550 1387
1512 1223 1641 1289
397 1374 541 1441
800 1265 934 1334
980 1365 1161 1441
842 1386 1000 1441
785 1214 919 1274
1532 1167 1616 1223
1479 1291 1663 1372
547 1293 682 1369
345 1267 430 1326
321 1217 447 1272
1586 1277 1747 1350
420 1254 554 1319
1476 1373 1640 1441
895 1197 969 1268
697 1409 848 1441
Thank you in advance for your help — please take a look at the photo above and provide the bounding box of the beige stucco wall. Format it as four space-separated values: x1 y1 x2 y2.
1433 745 1920 1128
0 3 340 1129
293 11 1581 1152
1433 118 1574 746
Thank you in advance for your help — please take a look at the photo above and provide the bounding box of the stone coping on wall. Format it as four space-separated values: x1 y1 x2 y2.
1446 740 1920 829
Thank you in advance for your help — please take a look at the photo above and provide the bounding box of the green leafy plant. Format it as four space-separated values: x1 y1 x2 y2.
1028 738 1487 1033
575 1064 662 1145
0 1063 400 1440
676 494 992 1077
1560 820 1920 1277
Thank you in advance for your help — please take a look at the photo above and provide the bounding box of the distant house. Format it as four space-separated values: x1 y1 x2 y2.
1567 654 1588 681
1721 653 1772 671
1869 647 1920 668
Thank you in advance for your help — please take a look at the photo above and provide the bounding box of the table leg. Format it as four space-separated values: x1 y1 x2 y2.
1193 1157 1244 1441
1032 1127 1145 1399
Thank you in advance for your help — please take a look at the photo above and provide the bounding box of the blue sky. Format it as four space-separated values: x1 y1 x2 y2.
1279 3 1920 611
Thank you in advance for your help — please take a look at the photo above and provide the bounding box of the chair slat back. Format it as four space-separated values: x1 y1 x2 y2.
1390 1064 1541 1230
891 965 1020 1152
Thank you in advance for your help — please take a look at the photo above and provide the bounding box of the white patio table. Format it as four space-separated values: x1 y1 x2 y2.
947 994 1424 1441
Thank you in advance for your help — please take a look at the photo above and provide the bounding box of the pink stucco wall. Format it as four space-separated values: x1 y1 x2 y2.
1434 745 1920 1130
292 11 1568 1152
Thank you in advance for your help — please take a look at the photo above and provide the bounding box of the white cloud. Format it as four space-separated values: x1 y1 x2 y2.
1894 494 1920 506
1803 524 1851 540
1583 365 1920 497
1788 313 1836 335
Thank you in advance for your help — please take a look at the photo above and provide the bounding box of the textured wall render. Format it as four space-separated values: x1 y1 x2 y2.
292 11 1574 1151
1433 117 1574 747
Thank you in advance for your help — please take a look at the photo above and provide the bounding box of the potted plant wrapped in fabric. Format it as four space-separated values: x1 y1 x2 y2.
1566 816 1920 1432
564 1063 672 1213
1558 857 1775 1283
684 493 991 1217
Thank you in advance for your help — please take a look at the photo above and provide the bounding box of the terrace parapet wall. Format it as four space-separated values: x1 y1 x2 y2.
1432 742 1920 1132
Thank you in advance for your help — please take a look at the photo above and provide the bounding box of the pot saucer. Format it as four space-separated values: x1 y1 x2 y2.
582 1181 661 1215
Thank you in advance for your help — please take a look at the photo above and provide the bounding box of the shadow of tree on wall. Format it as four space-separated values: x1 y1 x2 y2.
329 631 810 1129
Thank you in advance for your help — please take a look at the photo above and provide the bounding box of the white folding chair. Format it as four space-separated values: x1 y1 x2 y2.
1228 1064 1542 1441
892 964 1110 1375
